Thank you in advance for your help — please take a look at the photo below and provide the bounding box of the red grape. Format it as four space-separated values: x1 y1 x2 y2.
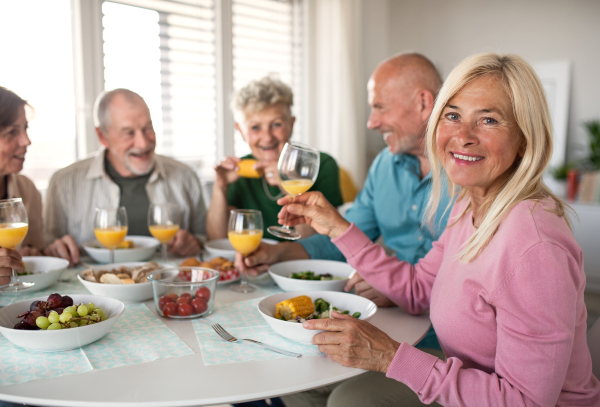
46 293 62 309
24 310 43 326
158 295 174 311
177 303 193 317
191 297 208 314
162 302 177 317
59 295 74 308
195 286 211 301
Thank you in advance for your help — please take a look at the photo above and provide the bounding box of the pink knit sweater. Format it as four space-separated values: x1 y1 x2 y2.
332 198 600 406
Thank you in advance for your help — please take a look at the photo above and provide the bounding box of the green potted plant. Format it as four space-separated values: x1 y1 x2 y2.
584 120 600 170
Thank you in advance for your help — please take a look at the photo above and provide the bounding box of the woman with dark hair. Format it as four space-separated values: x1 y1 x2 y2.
0 87 77 286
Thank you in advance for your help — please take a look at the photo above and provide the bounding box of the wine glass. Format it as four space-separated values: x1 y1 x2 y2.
94 207 128 264
228 209 263 293
0 198 33 292
148 203 180 264
267 142 320 240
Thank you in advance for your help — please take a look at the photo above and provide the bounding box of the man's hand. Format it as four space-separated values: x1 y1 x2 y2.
303 311 400 373
345 273 396 307
43 235 80 267
168 229 201 257
0 248 23 285
276 192 350 239
234 242 286 277
19 246 43 256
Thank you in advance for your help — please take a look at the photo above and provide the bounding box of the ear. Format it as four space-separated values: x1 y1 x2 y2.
289 116 296 134
418 90 435 122
235 122 249 143
95 127 110 148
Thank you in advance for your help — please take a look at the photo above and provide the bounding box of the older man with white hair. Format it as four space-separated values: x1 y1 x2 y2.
44 88 206 264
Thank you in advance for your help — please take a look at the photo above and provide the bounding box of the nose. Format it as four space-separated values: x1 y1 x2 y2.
133 129 153 150
367 110 380 130
455 123 479 147
19 129 31 147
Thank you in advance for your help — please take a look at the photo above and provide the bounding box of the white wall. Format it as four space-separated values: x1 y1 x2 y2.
387 0 600 164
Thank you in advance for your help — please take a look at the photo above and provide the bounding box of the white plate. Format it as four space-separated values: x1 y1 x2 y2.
204 238 278 261
17 257 70 292
77 262 162 303
268 260 355 292
83 235 160 263
257 291 377 344
0 294 125 351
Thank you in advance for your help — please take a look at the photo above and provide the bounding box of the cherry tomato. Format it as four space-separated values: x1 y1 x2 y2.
176 296 191 305
180 292 193 300
162 302 178 317
166 293 179 301
195 286 211 301
158 295 174 311
191 297 208 314
177 303 194 317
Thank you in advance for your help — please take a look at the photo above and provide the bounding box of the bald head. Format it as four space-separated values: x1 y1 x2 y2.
367 53 440 167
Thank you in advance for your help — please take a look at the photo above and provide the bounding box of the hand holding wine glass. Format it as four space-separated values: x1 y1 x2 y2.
0 198 32 292
94 207 128 264
228 209 263 293
267 142 320 240
148 203 180 263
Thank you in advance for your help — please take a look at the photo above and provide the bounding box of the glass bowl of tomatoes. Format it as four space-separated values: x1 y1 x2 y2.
147 267 218 319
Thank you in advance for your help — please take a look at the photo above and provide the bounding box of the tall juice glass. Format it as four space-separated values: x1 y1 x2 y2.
148 203 180 264
228 209 263 293
0 198 32 292
267 142 320 240
94 207 128 264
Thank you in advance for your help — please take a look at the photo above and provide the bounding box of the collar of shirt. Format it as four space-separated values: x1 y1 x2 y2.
392 153 432 185
85 149 166 184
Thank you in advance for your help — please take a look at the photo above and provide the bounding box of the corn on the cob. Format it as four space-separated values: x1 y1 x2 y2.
275 295 315 321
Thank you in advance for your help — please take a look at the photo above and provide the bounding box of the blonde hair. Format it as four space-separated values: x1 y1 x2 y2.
230 76 293 122
425 53 570 262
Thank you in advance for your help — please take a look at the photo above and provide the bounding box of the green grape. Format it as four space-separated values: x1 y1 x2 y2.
48 311 60 324
47 323 62 330
94 309 106 319
86 303 96 312
59 312 72 323
36 316 50 329
63 306 77 315
69 322 78 328
79 320 88 326
77 305 88 316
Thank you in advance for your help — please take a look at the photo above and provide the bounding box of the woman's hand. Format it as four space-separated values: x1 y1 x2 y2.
254 161 280 187
0 248 23 285
345 273 397 307
214 156 241 189
276 191 350 239
304 311 400 373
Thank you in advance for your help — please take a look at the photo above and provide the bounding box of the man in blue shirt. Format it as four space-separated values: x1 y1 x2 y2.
237 54 451 406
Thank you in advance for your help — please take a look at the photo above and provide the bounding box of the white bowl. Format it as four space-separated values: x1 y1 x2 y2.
268 260 355 292
18 256 70 291
204 238 278 261
257 291 377 344
77 262 161 303
83 235 160 263
0 294 125 351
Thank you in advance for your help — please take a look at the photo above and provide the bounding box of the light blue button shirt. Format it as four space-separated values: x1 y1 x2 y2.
300 148 451 264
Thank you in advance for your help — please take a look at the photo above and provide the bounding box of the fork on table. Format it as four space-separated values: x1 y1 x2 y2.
211 323 302 358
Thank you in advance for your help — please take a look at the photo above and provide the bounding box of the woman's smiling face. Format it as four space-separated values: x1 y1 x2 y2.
236 103 295 163
436 75 525 199
0 105 31 176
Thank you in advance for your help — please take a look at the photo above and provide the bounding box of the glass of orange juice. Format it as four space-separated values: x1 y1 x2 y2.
228 209 263 293
0 198 33 292
267 142 320 240
94 206 128 264
148 203 180 264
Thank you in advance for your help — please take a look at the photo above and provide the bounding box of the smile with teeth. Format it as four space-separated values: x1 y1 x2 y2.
452 153 483 162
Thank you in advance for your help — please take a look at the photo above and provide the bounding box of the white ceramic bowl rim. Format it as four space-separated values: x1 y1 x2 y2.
147 267 220 285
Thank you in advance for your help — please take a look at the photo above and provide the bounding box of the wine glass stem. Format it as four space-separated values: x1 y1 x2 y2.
10 268 19 285
161 243 168 263
109 249 115 264
281 194 296 230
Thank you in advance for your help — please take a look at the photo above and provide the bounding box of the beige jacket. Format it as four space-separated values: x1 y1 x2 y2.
7 173 45 250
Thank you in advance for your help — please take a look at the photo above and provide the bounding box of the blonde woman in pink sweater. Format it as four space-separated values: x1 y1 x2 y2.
277 53 600 406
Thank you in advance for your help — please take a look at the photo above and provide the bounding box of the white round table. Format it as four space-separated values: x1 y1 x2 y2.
0 283 430 406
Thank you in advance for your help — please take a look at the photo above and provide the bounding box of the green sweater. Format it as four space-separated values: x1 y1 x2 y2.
227 152 343 241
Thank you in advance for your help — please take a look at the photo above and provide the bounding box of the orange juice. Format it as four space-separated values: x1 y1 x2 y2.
149 224 180 244
228 229 263 255
0 222 29 249
281 179 314 196
94 226 128 249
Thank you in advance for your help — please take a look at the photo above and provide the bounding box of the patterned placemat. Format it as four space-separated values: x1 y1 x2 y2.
0 303 192 386
193 298 321 365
